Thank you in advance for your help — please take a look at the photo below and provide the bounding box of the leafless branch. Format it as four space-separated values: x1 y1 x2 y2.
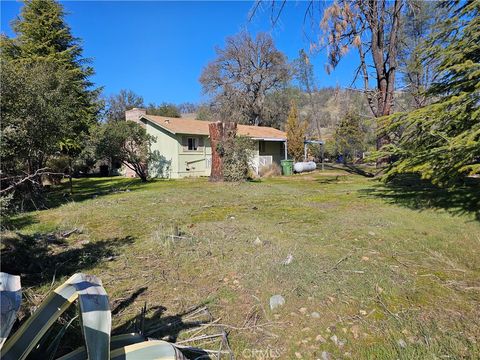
0 168 66 195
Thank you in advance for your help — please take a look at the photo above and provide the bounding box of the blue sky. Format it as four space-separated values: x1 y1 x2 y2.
1 1 359 105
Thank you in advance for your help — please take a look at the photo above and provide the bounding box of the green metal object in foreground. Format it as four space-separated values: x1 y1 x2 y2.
280 159 294 176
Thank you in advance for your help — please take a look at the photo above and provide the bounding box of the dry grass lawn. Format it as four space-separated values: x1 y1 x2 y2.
2 170 479 359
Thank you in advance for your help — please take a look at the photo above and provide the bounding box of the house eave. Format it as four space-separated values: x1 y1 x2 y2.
250 137 287 142
140 115 177 135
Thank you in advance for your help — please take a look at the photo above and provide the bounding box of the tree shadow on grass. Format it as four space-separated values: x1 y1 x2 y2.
2 178 155 232
113 304 212 343
1 213 38 231
327 164 375 177
315 176 347 184
111 287 149 316
44 177 150 210
1 232 135 287
112 302 215 359
359 174 480 221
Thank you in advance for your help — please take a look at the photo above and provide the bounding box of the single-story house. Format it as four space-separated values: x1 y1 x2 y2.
125 108 287 179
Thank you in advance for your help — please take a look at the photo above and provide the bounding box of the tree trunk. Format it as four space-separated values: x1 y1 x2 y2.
356 0 402 167
209 121 237 182
109 157 114 176
69 158 73 194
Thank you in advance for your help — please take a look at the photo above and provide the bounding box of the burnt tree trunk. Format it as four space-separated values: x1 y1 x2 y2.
209 121 237 182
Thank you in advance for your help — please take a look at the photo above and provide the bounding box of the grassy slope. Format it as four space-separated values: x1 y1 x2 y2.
2 171 479 359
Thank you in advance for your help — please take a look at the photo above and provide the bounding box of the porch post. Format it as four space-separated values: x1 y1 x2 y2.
321 143 325 171
284 140 288 160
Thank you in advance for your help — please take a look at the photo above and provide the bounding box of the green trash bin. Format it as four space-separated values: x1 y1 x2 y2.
280 159 294 176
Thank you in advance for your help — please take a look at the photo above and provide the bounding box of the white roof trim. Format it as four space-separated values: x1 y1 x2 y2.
251 137 286 142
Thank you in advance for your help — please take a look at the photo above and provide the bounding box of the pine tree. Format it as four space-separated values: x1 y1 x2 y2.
285 101 306 162
1 0 100 175
398 0 440 109
13 0 80 64
381 0 480 187
334 112 366 164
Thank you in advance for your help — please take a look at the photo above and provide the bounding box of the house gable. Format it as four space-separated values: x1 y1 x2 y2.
129 112 286 178
142 118 179 178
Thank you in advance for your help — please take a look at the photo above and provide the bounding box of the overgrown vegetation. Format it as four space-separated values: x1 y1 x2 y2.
1 1 478 356
1 0 100 210
381 1 480 186
220 136 255 182
1 173 478 358
95 121 155 182
285 101 307 162
258 163 281 178
334 112 368 164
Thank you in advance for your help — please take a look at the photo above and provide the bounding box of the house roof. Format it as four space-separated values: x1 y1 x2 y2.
142 115 286 140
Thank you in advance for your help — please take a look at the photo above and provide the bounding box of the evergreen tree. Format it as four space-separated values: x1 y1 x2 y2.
146 103 181 118
1 0 100 175
334 112 366 164
285 101 306 162
13 0 80 63
1 60 79 174
381 0 480 186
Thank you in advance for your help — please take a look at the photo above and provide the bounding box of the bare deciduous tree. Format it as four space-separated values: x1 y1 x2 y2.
293 49 322 139
255 0 405 155
319 0 404 153
200 31 291 125
106 89 144 123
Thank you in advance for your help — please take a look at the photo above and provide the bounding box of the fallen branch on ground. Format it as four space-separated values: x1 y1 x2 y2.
324 253 351 273
375 286 402 324
0 168 67 195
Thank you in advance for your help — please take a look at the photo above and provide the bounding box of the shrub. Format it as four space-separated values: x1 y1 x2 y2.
222 136 255 182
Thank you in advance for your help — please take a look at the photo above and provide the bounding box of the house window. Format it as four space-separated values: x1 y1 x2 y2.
259 141 266 153
187 137 198 151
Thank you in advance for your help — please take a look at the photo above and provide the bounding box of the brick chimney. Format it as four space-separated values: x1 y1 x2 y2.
125 108 146 123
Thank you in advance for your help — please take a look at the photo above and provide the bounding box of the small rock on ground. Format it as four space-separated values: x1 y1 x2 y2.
350 325 360 339
315 335 326 343
311 311 321 319
282 254 294 265
321 351 332 360
397 339 407 348
253 236 263 246
269 294 285 310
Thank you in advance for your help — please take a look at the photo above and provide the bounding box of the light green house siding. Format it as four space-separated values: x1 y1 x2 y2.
177 135 211 178
142 119 179 178
136 115 286 179
142 119 212 178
